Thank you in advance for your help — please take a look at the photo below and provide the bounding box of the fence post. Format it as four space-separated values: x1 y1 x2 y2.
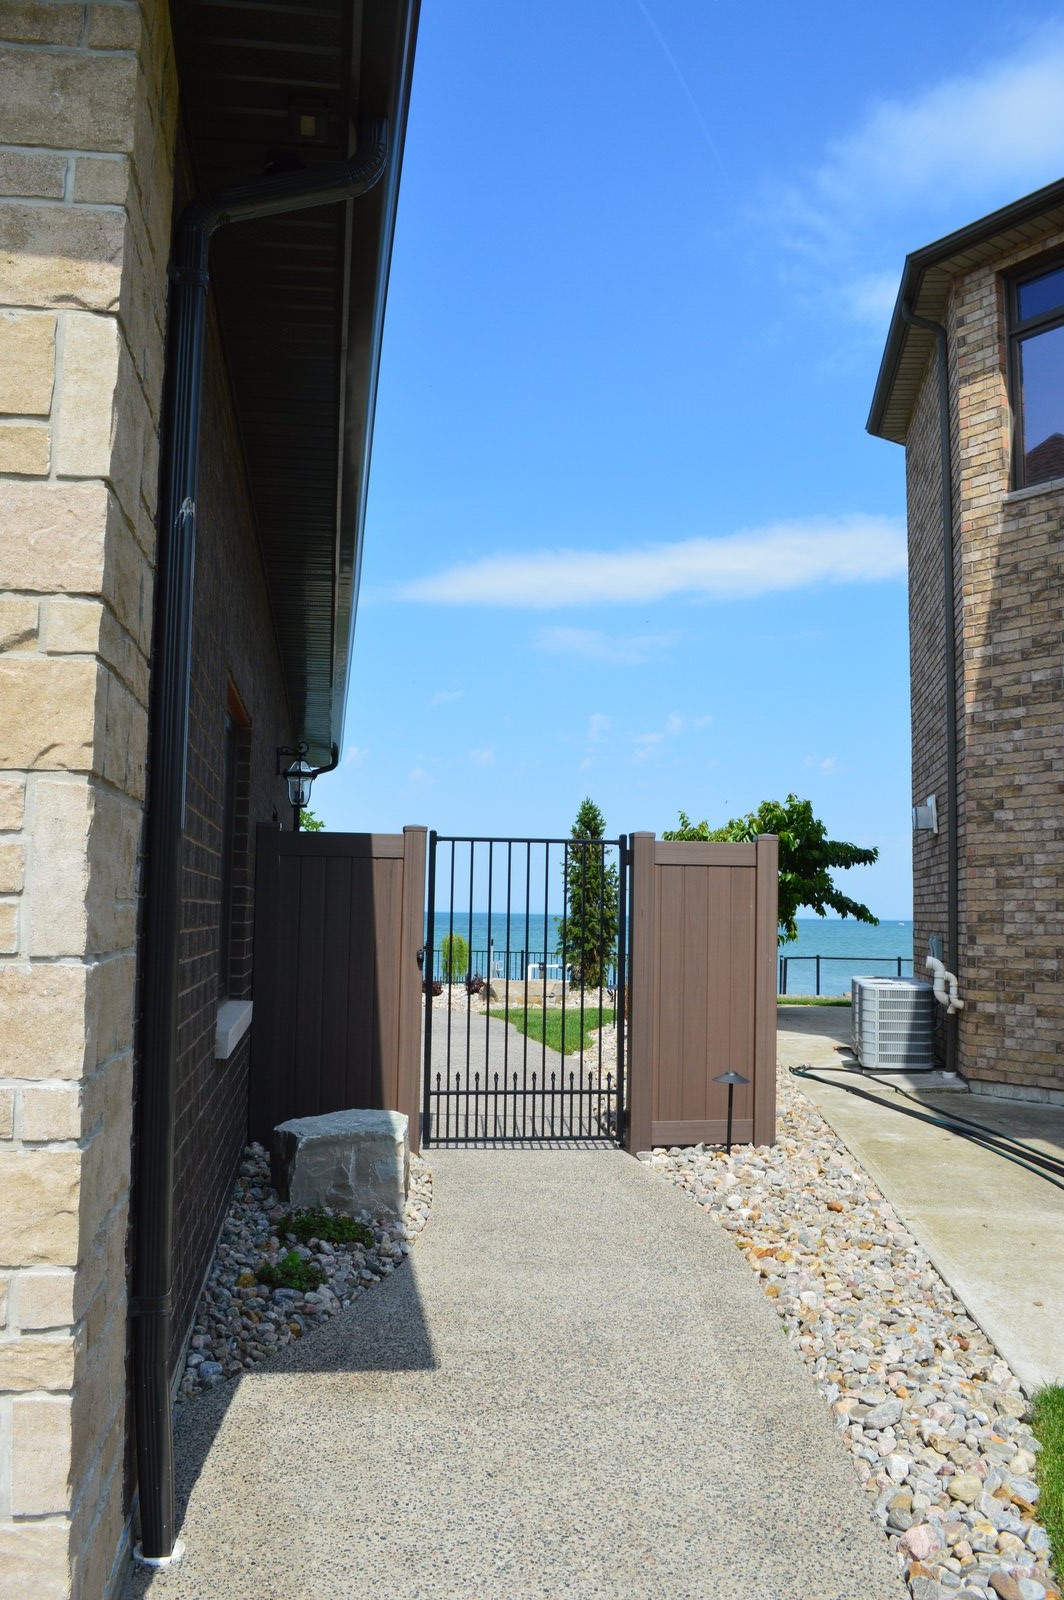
399 826 428 1153
753 834 779 1147
625 832 656 1153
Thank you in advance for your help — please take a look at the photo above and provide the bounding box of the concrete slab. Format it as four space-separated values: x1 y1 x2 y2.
778 1004 1064 1394
131 1148 904 1600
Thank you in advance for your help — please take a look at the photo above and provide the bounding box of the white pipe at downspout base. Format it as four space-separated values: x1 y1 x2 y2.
134 1538 186 1567
926 955 964 1015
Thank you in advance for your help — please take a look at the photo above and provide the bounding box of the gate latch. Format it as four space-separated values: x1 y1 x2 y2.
416 945 425 971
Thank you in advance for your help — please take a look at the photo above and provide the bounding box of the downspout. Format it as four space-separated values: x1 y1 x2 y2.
132 122 389 1564
901 302 960 1077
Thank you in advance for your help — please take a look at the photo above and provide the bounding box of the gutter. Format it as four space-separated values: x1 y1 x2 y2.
900 302 960 1079
132 122 389 1564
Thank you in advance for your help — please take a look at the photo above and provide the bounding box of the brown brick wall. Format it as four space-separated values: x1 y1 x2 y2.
166 298 293 1375
906 228 1064 1095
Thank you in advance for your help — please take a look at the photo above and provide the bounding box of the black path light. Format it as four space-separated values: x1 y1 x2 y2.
713 1069 750 1156
276 741 339 831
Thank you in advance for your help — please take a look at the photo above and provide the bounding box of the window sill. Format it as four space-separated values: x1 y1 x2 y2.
1003 474 1064 506
215 999 253 1061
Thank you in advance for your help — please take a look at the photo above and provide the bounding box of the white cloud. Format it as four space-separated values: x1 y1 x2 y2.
468 747 496 768
631 710 712 763
804 754 839 773
807 34 1064 222
408 767 431 786
535 627 677 664
430 689 463 705
586 713 611 743
398 516 906 608
772 27 1064 326
343 745 368 768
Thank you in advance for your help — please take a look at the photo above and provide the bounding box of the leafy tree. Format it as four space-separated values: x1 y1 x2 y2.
440 931 469 981
299 808 325 832
555 798 619 988
663 794 878 944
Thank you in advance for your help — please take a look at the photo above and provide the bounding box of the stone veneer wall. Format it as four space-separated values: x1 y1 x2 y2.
0 2 176 1595
906 228 1064 1097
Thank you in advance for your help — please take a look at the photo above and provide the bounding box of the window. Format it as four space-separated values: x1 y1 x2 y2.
1008 258 1064 488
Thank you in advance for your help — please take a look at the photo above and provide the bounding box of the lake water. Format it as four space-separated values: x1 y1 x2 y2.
426 912 915 996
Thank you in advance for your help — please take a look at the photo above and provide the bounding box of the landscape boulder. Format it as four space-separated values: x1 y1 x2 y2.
271 1109 409 1220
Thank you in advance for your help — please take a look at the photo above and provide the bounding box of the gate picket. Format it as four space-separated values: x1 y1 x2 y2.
422 834 628 1146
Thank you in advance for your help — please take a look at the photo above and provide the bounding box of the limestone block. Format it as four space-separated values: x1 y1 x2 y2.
26 778 91 956
98 670 148 802
55 313 120 481
0 1524 70 1600
0 777 26 829
73 155 129 206
0 840 24 891
39 596 102 656
0 47 137 151
103 493 154 653
87 4 142 50
0 3 83 45
0 1086 12 1137
0 1333 76 1391
22 1085 81 1142
0 481 108 594
0 963 91 1079
0 1149 81 1265
0 150 66 199
0 205 126 312
0 423 49 474
0 657 100 771
79 1071 131 1229
0 900 18 953
0 595 37 651
0 311 56 415
11 1395 73 1515
87 953 134 1065
19 1270 76 1329
272 1109 409 1219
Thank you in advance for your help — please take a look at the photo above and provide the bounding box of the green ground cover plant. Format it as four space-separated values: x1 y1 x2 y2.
491 1006 615 1056
257 1249 326 1293
276 1206 373 1247
1031 1384 1064 1568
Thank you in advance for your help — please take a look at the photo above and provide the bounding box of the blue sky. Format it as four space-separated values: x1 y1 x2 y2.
316 1 1064 920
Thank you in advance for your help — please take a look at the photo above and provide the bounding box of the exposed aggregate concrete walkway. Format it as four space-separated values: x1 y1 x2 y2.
132 1149 904 1600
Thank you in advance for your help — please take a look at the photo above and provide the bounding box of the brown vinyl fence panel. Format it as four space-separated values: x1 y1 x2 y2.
249 825 426 1150
626 833 778 1152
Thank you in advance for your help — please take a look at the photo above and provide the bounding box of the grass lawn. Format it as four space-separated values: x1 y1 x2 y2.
489 1006 615 1056
1032 1385 1064 1569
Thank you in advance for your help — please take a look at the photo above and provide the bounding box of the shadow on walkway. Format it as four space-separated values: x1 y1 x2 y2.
131 1149 906 1600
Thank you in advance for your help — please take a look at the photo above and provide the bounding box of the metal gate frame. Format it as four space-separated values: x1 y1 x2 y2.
422 833 628 1146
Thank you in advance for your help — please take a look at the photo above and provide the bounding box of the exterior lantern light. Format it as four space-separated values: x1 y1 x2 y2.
713 1069 750 1156
276 741 339 832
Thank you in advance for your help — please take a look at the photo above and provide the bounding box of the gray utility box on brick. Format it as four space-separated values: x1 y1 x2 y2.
851 977 936 1071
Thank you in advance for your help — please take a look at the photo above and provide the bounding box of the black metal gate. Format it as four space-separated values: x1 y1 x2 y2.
422 834 628 1145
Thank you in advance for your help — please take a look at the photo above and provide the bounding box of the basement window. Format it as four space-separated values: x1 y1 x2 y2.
1008 257 1064 488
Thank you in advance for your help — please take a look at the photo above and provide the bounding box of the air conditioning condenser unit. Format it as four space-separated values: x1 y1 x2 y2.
851 976 935 1071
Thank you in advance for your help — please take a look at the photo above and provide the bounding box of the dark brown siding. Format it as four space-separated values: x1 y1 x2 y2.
167 301 294 1375
249 826 426 1151
627 835 778 1151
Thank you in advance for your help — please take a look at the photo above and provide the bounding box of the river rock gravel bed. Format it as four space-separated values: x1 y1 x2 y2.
177 1143 433 1403
642 1065 1059 1600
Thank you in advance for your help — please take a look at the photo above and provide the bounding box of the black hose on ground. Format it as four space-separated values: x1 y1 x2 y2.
788 1065 1064 1197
